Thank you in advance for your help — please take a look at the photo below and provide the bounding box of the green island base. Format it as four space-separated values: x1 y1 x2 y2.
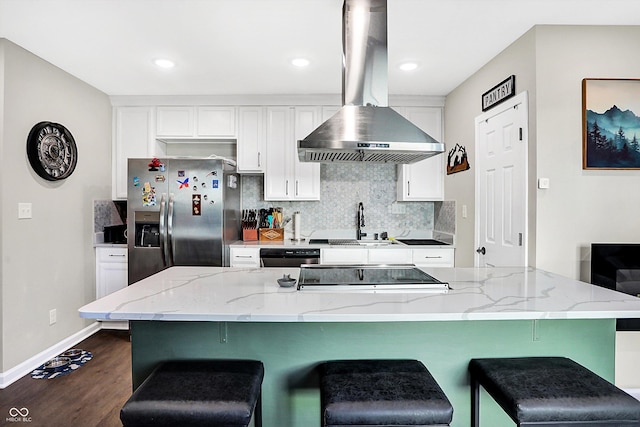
131 319 615 427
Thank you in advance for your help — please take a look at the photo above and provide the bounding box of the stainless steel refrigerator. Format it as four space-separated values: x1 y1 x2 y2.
127 157 241 284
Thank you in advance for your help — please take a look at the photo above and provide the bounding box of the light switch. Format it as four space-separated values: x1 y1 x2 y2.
18 203 32 219
462 205 468 219
538 178 550 189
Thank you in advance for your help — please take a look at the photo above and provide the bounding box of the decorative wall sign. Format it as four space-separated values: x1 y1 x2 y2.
482 75 516 112
583 78 640 169
447 143 470 175
26 121 78 181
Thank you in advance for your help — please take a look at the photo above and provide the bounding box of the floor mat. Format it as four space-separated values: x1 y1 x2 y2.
31 350 93 379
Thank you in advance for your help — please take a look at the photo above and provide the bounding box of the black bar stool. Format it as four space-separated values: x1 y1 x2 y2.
120 359 264 427
469 357 640 427
320 359 454 427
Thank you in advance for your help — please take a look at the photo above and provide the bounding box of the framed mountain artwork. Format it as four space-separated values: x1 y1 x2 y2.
583 78 640 169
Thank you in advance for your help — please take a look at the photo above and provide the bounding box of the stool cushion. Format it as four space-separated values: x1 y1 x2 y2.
320 359 453 426
120 359 264 427
469 357 640 424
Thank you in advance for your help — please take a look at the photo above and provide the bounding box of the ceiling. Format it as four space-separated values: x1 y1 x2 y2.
1 0 640 98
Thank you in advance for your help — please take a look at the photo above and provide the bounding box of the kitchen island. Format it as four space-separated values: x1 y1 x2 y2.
80 266 640 427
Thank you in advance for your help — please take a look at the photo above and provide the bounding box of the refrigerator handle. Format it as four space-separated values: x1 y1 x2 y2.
167 193 176 266
159 193 168 266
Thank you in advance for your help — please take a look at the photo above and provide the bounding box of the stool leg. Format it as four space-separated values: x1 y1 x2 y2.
471 375 480 427
254 392 262 427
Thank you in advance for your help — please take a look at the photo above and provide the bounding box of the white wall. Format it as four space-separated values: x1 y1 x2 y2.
445 25 640 278
444 28 538 268
0 40 5 368
0 39 111 371
535 25 640 280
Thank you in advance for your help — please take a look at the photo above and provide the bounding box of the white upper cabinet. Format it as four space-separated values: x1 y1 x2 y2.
264 107 293 200
236 107 265 173
264 107 321 201
396 107 445 201
197 107 236 137
156 106 236 139
113 106 154 200
156 106 194 137
292 107 321 200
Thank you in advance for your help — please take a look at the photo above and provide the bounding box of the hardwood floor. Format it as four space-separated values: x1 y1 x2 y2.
1 329 132 427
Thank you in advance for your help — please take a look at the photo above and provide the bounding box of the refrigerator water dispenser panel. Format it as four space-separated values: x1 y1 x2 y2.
134 211 160 247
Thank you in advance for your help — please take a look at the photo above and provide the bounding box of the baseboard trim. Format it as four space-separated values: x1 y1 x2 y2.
0 322 102 389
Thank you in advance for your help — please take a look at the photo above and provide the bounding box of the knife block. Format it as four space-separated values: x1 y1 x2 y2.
242 228 258 241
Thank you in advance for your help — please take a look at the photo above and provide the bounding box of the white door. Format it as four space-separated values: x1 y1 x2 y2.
475 92 528 267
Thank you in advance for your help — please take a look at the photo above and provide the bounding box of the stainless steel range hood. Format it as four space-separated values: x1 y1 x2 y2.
298 0 445 164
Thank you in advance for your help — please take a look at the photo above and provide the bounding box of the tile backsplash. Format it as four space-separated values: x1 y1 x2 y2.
95 163 455 242
242 163 455 240
94 200 126 232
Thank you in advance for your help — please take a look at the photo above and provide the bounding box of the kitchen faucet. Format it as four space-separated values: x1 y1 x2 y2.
356 202 366 240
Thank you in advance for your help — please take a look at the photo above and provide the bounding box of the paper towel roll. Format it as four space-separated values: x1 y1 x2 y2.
293 211 301 240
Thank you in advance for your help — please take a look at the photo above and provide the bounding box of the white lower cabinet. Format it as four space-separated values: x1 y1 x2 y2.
230 247 261 267
96 247 128 298
412 248 455 267
368 248 412 264
321 248 368 265
321 247 454 267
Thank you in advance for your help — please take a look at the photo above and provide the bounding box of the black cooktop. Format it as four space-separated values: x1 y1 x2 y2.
308 238 449 246
396 239 449 246
297 264 449 291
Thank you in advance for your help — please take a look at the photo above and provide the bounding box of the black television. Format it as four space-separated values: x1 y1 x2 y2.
591 243 640 330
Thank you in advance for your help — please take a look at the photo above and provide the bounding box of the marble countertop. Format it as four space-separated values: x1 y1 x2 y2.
229 239 454 249
79 266 640 322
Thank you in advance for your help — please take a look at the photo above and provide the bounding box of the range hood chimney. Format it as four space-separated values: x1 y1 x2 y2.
298 0 445 164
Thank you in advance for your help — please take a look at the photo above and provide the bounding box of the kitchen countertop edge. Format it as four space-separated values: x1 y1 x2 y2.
79 266 640 322
229 240 455 249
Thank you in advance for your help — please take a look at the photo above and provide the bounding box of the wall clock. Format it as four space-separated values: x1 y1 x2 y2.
27 121 78 181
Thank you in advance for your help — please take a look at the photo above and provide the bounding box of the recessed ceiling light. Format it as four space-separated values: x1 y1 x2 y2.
399 62 418 71
154 58 175 69
291 58 310 68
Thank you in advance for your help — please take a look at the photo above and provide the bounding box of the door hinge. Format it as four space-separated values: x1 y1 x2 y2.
519 127 523 141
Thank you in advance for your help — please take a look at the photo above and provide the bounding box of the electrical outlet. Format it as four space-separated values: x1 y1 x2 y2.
538 177 550 189
49 309 57 325
18 203 32 219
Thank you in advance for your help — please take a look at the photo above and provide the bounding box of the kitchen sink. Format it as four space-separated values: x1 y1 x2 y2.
308 239 396 246
308 239 394 246
357 241 392 246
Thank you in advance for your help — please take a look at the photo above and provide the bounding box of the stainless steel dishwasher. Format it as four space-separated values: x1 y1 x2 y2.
259 248 320 267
